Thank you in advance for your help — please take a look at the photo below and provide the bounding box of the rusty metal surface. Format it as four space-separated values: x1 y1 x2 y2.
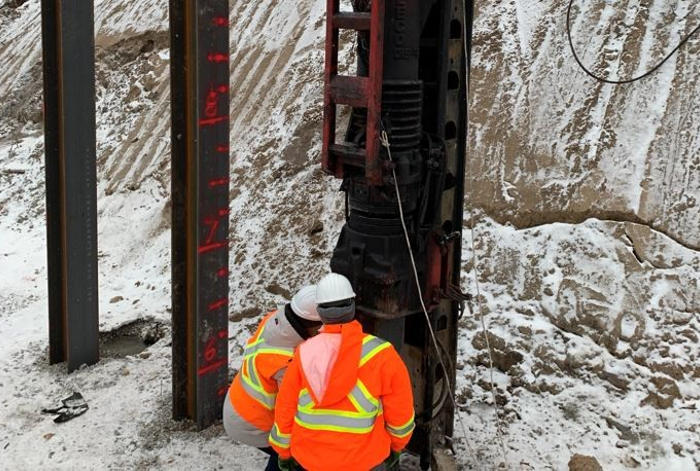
322 0 385 185
42 0 99 373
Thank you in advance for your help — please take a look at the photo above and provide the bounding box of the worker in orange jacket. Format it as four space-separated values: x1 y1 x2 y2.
269 273 415 471
223 285 322 471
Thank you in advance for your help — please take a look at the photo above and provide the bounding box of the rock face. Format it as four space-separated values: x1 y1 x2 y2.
461 3 699 468
0 0 698 470
569 454 603 471
470 0 700 250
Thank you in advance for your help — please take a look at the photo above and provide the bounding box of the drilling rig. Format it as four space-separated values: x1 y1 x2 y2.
322 0 473 468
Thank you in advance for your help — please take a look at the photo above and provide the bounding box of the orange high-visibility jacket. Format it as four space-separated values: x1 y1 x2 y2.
228 311 297 433
270 320 415 471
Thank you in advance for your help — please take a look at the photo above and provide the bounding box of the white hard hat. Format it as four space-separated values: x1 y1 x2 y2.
290 285 321 321
316 273 356 306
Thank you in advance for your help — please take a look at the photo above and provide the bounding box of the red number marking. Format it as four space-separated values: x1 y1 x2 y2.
204 89 219 118
198 208 230 253
202 217 222 244
204 337 217 362
202 84 229 125
197 329 229 377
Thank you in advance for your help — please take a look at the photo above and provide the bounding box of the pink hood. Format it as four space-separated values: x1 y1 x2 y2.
298 321 363 406
299 333 341 402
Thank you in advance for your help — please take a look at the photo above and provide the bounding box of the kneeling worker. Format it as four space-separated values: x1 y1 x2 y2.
223 285 322 471
270 273 415 471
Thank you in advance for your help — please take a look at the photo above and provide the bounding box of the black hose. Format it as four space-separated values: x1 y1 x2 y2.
567 0 700 85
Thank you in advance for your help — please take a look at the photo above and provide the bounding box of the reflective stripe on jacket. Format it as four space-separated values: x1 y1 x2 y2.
270 320 415 471
228 310 299 435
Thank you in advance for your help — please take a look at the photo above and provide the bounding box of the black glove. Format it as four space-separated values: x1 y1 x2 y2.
385 450 401 470
278 457 295 471
41 392 89 423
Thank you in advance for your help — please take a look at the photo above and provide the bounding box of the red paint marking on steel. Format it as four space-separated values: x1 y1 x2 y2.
217 268 229 278
197 358 227 376
217 386 228 397
204 84 228 118
204 91 219 118
199 115 228 127
207 52 228 63
216 144 229 153
197 328 229 376
198 241 228 254
204 336 217 361
208 177 229 189
202 217 222 243
198 208 230 254
212 16 228 27
208 298 228 312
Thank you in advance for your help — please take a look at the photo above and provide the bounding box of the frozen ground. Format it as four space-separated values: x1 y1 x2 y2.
1 0 699 470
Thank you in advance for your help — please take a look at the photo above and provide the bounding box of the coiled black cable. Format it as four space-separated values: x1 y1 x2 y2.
567 0 700 84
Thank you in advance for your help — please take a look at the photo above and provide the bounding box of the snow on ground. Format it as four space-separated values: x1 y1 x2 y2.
1 0 699 470
455 217 699 469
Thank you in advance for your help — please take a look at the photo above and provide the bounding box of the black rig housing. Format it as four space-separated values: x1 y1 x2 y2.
328 0 473 467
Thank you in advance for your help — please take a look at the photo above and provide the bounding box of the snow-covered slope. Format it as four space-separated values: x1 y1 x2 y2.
470 0 700 249
0 0 698 469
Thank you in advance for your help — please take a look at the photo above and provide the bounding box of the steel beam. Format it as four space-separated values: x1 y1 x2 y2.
41 0 99 373
170 0 230 428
